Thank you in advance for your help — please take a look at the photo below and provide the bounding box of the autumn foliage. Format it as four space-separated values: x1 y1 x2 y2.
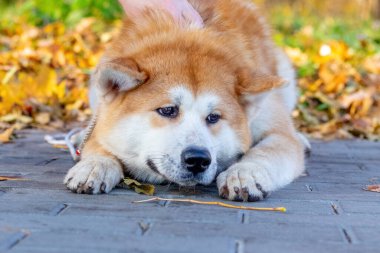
0 18 120 130
0 0 379 140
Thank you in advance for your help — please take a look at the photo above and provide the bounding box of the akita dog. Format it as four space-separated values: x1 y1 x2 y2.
64 0 308 202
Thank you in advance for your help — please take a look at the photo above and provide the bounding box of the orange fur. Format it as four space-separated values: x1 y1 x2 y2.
89 0 287 155
65 0 305 199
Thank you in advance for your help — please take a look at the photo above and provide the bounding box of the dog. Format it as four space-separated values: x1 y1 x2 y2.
64 0 308 202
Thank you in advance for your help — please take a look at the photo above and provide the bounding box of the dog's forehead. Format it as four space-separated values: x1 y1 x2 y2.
169 86 220 111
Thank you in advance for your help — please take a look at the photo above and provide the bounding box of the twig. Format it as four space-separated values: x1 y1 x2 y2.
133 197 286 212
0 176 28 181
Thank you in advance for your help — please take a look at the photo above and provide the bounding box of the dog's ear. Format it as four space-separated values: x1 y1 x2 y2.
93 57 148 102
236 68 287 96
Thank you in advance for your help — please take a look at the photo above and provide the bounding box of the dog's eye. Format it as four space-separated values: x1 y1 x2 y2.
206 113 221 124
156 106 179 118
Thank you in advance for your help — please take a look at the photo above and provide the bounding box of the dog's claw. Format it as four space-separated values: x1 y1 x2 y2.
216 164 272 202
64 156 123 195
247 195 262 202
100 182 106 193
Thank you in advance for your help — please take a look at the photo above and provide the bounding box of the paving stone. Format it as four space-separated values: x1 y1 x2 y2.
352 226 380 243
338 200 380 214
11 233 233 253
0 230 29 252
150 221 345 243
244 240 380 253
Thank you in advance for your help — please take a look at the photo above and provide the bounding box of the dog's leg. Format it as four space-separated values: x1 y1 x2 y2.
217 101 305 202
64 138 123 194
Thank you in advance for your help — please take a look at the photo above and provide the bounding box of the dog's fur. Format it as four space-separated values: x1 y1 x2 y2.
64 0 307 201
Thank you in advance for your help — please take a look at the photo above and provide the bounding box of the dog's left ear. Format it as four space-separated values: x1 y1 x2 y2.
93 57 148 102
236 68 287 96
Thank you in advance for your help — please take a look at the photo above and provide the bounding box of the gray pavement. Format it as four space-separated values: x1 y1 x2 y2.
0 130 379 253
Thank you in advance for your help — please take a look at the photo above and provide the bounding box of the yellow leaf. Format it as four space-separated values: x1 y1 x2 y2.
35 112 51 125
285 47 308 67
118 178 155 196
0 126 15 143
56 80 66 101
0 114 33 124
363 54 380 74
1 66 18 84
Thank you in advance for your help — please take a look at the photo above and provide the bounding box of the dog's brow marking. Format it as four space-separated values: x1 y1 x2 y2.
169 86 193 107
207 103 216 112
196 93 220 113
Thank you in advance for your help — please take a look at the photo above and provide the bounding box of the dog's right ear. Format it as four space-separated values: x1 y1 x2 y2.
93 57 148 103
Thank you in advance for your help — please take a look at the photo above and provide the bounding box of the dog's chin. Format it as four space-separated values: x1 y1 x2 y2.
175 180 198 187
171 175 214 187
149 161 216 186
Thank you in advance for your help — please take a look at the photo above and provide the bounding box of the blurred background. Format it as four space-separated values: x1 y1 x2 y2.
0 0 379 140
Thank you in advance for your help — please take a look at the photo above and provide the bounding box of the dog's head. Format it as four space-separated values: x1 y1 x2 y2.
91 16 285 186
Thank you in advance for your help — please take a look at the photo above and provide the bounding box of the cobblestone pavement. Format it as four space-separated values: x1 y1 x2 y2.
0 130 379 253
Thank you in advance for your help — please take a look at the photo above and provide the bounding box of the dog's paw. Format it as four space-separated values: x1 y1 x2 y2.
64 156 123 194
216 163 272 202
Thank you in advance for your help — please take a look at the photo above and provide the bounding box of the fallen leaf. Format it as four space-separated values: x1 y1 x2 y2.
1 66 18 84
0 126 15 143
0 114 33 124
35 112 51 125
364 185 380 193
118 178 155 196
53 144 68 149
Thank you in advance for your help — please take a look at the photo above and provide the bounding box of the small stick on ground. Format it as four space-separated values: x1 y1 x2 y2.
0 176 28 181
133 197 286 212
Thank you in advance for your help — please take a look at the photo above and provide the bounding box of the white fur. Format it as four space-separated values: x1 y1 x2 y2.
100 86 241 186
64 156 123 194
274 48 297 112
89 57 144 107
88 83 98 111
99 68 142 103
216 50 306 201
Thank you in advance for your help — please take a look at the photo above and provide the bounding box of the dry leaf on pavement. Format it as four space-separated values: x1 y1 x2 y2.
364 185 380 193
0 126 15 143
118 178 155 196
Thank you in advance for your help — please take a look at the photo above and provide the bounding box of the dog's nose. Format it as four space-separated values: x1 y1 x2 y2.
181 146 211 174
